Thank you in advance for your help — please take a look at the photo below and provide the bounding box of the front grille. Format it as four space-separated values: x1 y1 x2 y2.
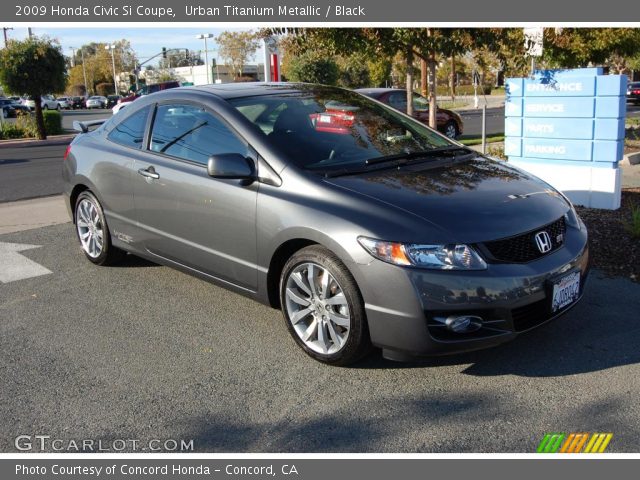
482 216 566 263
511 299 550 332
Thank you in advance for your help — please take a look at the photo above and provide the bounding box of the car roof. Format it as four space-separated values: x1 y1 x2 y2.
181 82 340 100
355 88 405 96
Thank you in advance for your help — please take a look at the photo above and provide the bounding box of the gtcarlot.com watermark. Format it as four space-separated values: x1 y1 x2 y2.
15 435 194 452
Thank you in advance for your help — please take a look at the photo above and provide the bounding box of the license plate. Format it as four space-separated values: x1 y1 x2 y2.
551 272 580 313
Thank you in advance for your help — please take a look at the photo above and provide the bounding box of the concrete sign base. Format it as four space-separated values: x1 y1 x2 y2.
510 159 621 210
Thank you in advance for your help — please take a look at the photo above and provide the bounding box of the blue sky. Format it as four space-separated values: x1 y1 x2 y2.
7 27 262 64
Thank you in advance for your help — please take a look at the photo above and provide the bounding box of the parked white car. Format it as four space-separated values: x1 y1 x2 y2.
23 95 61 111
56 97 71 109
111 102 129 115
86 96 107 109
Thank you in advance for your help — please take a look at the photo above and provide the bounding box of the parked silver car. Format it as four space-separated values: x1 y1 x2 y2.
23 95 60 111
56 97 71 110
86 96 107 109
63 83 589 365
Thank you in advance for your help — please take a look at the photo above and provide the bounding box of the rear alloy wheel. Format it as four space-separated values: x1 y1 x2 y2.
74 191 123 265
444 121 458 139
280 246 372 365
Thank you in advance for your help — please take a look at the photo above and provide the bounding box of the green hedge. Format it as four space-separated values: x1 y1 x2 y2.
0 122 25 139
43 110 62 135
436 84 495 96
0 110 62 139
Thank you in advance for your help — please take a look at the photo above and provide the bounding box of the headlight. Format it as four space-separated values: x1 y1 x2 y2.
358 237 487 270
564 205 582 230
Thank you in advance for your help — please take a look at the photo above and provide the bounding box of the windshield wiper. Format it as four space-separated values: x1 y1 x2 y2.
365 146 474 166
324 146 476 179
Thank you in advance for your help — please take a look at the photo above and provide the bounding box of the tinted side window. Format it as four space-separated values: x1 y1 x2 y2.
412 94 429 111
107 106 150 149
150 104 247 165
388 92 407 112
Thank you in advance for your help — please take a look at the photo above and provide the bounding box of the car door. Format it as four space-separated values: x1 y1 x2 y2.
97 104 154 244
411 93 449 130
133 102 258 290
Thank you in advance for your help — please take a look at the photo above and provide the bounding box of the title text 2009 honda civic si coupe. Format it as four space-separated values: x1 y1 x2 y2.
62 83 589 365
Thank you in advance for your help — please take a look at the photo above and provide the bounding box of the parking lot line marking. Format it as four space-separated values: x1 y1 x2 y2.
0 242 52 283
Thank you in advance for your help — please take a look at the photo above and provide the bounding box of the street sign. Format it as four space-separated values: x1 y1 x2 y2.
472 70 480 87
524 27 544 57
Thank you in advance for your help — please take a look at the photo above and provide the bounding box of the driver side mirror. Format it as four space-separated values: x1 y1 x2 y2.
207 153 255 181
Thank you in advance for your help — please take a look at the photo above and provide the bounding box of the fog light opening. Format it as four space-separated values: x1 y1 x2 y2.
444 315 483 333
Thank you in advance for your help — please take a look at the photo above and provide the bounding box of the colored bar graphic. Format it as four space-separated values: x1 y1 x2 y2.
538 433 613 453
572 433 590 453
537 433 565 453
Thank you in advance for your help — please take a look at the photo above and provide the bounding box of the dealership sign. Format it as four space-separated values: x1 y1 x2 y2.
505 68 626 209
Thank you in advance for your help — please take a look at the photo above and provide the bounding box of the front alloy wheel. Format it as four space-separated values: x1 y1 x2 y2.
285 262 351 355
280 246 372 365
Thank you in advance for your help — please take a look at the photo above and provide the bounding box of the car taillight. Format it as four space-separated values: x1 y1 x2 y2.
63 145 72 161
633 89 640 95
309 111 356 134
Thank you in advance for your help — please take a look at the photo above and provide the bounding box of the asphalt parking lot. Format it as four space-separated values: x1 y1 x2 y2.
1 221 639 452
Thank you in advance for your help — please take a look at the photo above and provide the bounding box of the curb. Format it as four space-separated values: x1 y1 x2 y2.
454 106 505 115
621 152 640 167
0 134 75 149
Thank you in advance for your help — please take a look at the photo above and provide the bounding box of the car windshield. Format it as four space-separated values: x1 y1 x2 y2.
227 86 452 173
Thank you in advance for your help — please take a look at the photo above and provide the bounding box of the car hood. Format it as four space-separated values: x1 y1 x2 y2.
436 107 457 117
322 156 569 243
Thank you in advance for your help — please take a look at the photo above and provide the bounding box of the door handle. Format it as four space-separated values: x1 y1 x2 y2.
137 166 160 180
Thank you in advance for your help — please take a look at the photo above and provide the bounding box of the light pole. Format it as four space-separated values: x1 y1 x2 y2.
3 27 13 48
105 44 118 95
196 33 213 84
68 46 76 67
71 46 89 96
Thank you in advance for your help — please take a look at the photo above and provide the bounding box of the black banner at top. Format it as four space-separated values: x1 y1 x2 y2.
4 0 640 22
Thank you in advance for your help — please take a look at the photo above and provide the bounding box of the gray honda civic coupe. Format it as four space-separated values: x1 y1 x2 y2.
62 83 589 365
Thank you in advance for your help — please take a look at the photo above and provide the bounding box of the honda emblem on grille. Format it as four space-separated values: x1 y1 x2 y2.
534 231 552 253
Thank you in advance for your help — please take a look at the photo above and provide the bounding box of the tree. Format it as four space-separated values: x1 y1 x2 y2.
337 54 370 88
0 37 67 139
69 84 86 96
96 82 113 96
367 57 392 87
543 28 640 73
285 51 339 85
67 40 137 95
216 31 260 80
156 71 179 83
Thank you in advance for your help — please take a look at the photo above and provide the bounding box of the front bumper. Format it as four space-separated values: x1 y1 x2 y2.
354 225 589 359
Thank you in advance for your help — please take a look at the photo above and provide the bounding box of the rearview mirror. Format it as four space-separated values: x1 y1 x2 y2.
207 153 255 180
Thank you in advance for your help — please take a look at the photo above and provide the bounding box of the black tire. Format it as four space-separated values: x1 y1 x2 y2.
74 191 123 266
444 120 458 139
43 104 48 111
279 245 372 366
